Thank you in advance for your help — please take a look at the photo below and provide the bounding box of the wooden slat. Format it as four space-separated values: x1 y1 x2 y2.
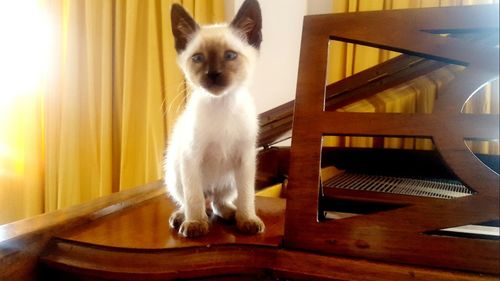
325 59 448 110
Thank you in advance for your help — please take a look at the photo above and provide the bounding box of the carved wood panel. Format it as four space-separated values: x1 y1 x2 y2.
285 5 499 274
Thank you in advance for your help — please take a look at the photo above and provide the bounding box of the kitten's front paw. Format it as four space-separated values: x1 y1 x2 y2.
236 216 265 235
179 220 210 238
169 210 185 229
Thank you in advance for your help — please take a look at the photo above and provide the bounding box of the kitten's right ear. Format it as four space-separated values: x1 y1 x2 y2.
171 4 199 53
230 0 262 49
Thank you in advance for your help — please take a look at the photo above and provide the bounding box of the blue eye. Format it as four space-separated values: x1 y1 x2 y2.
192 53 205 63
224 51 238 61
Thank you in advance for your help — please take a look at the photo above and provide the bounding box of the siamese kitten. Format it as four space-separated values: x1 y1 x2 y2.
165 0 264 238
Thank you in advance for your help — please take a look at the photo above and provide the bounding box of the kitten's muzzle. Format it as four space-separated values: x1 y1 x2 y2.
206 71 222 83
202 71 227 95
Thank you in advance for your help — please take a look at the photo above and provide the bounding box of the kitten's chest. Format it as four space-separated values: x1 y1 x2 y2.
200 118 246 170
195 97 256 166
194 96 257 142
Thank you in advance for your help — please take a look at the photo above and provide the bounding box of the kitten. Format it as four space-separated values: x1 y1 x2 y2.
165 0 264 238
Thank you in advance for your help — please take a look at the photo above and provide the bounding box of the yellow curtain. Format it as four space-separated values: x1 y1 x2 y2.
325 0 499 151
0 0 224 225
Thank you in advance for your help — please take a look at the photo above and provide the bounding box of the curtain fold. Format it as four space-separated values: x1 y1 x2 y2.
45 0 115 211
0 0 223 224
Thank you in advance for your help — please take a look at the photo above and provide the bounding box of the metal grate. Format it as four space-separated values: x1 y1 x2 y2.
323 172 473 199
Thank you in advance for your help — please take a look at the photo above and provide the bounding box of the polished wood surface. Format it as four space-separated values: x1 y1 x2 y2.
41 239 498 281
40 194 496 281
56 195 285 249
285 3 499 275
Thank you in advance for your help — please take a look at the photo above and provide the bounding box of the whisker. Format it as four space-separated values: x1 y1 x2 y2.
165 82 188 116
174 92 189 116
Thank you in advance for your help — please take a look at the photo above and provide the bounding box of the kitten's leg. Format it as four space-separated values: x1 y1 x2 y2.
166 165 186 229
212 186 237 221
178 160 209 237
234 149 265 234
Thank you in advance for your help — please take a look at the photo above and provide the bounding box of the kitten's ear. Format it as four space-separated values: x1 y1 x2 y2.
171 4 199 53
230 0 262 49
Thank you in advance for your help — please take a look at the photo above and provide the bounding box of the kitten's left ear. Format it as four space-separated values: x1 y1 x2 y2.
230 0 262 49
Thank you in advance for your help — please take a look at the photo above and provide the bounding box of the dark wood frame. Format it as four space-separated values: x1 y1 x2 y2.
285 4 499 274
40 240 497 281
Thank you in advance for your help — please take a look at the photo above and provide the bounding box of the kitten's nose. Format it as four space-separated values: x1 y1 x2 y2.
207 71 222 83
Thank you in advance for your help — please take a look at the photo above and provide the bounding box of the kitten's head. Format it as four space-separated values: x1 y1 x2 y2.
171 0 262 96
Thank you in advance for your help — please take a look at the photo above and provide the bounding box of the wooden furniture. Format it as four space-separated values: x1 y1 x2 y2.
285 3 500 275
0 5 498 281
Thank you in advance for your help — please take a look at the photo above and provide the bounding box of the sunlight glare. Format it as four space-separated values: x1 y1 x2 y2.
0 0 51 177
0 0 53 106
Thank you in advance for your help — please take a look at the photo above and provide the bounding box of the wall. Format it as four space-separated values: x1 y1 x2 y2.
226 0 332 113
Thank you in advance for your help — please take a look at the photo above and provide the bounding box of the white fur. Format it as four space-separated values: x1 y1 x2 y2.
164 24 261 227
